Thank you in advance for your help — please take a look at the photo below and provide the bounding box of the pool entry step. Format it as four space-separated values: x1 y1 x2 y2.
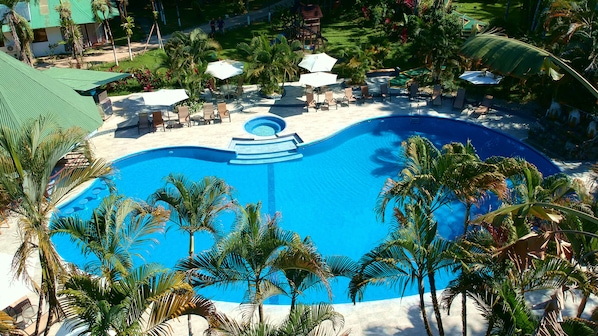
228 134 303 165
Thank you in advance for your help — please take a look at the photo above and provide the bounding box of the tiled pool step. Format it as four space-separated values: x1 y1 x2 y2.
229 134 303 165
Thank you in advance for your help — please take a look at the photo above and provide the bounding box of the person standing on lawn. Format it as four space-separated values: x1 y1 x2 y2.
210 18 216 37
217 17 225 34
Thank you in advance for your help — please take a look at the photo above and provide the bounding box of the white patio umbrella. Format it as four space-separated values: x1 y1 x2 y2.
206 60 244 80
299 53 337 72
299 72 338 102
459 70 503 85
142 89 189 106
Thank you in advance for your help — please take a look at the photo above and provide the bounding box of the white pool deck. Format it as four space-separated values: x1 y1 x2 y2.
1 79 596 336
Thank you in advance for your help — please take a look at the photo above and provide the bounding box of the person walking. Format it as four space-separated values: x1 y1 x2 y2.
209 18 216 37
217 17 225 34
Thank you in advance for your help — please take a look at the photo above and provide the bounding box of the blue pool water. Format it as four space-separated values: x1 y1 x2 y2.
244 115 287 136
53 116 560 305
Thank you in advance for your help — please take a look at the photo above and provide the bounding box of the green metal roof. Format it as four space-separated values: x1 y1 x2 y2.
43 67 130 92
0 51 102 133
2 0 118 32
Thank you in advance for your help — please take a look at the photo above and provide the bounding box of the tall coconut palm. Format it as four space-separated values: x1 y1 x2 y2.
0 117 111 336
208 303 349 336
351 201 455 336
50 194 168 281
149 174 234 336
0 0 34 65
91 0 119 66
60 264 217 336
177 202 330 323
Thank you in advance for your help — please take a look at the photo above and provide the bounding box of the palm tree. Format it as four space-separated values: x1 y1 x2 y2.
460 32 598 101
121 16 135 61
60 264 217 336
237 34 302 95
0 117 111 336
91 0 119 66
350 201 455 336
0 0 34 65
57 0 84 68
160 29 219 99
50 194 168 281
149 174 235 336
149 174 235 259
207 303 349 336
177 202 331 323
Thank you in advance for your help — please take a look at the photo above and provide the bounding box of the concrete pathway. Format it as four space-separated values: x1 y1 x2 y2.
36 0 294 69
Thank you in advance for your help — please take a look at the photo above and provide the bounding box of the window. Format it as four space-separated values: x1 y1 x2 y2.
33 29 48 42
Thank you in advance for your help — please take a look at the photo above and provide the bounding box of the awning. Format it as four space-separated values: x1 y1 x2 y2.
43 68 131 92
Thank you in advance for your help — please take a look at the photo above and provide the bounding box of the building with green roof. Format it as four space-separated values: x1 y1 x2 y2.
0 0 118 58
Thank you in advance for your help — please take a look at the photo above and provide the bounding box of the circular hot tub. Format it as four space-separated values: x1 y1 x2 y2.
244 116 287 136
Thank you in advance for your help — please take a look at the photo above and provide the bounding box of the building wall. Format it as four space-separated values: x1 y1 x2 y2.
0 23 106 58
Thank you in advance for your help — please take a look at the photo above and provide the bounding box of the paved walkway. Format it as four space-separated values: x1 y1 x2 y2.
36 0 294 69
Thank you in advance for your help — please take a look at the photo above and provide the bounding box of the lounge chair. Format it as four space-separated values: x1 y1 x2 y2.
4 296 51 334
342 87 356 106
431 84 442 106
152 111 167 131
474 95 494 114
321 91 338 110
380 83 391 102
360 85 373 103
409 81 419 100
177 106 191 127
137 112 150 134
202 102 215 124
305 92 317 111
453 88 466 110
217 102 231 122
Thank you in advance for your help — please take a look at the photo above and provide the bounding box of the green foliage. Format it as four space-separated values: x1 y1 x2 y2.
237 34 302 95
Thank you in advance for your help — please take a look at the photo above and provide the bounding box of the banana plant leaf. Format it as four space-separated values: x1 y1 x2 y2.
461 33 598 102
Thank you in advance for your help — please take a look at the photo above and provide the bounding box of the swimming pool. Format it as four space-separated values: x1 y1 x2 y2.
53 116 560 304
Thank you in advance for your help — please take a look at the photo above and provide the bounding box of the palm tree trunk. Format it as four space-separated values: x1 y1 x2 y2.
417 276 434 336
463 203 472 234
103 17 119 66
427 269 444 336
34 292 44 336
504 0 512 20
189 232 195 257
462 291 467 336
7 13 31 66
127 35 133 61
187 314 193 336
577 295 588 317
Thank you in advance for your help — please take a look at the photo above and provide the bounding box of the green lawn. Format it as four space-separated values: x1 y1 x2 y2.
91 49 165 72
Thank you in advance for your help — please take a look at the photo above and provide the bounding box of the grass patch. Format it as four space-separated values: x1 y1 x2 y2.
90 49 165 72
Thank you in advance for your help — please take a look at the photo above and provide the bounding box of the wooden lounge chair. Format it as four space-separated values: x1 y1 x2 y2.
380 83 391 102
475 95 494 114
152 111 167 131
177 106 191 127
431 84 442 106
360 85 373 103
321 91 338 110
137 112 150 134
202 102 215 124
305 92 317 111
453 88 466 110
342 87 356 106
217 102 231 122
